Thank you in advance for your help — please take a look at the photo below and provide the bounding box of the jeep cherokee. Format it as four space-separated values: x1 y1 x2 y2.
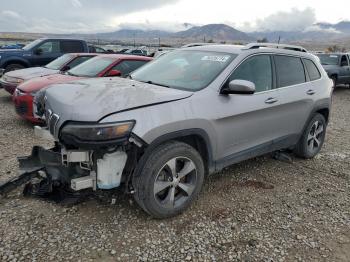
14 43 333 218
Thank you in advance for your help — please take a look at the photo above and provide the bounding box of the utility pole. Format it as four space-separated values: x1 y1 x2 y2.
158 37 161 49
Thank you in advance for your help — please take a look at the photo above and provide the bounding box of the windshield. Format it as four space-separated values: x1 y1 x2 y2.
67 56 115 77
22 39 42 51
45 54 73 70
317 54 339 65
131 50 236 91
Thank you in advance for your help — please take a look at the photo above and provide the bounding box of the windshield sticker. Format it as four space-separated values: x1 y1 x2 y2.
330 55 338 58
201 55 230 62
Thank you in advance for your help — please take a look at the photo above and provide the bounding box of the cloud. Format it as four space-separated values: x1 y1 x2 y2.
117 22 195 32
254 8 316 32
303 25 341 34
0 0 179 33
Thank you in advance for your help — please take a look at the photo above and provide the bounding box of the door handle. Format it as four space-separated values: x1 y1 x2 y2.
265 97 278 104
306 89 316 95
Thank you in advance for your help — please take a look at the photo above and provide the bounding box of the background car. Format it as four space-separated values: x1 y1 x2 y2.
0 43 25 49
0 38 90 73
13 54 152 123
0 53 96 94
316 53 350 87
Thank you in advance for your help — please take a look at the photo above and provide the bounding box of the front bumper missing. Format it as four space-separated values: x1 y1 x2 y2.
0 146 61 196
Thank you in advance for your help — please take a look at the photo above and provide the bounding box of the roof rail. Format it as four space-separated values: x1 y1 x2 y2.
244 43 308 53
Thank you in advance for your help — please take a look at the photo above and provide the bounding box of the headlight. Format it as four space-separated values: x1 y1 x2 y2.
61 121 135 142
3 75 23 84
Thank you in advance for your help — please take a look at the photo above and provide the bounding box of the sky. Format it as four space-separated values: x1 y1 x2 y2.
0 0 349 33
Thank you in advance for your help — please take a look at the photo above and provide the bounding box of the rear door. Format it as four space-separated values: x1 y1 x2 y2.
32 40 62 66
60 40 85 53
273 55 315 145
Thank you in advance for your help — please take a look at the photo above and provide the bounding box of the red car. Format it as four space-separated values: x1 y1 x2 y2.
1 53 96 95
13 54 152 123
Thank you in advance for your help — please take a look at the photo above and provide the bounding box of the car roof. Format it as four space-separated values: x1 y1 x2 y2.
94 54 152 61
185 44 317 60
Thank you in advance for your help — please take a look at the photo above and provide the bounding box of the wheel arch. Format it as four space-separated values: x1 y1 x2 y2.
3 59 29 69
137 129 215 175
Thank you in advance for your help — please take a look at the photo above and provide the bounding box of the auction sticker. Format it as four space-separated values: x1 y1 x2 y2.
201 55 230 62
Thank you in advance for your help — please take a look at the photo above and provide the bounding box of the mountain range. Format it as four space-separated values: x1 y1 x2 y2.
1 21 350 47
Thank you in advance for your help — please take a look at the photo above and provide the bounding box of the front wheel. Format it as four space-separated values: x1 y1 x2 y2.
294 113 327 159
133 141 205 218
5 63 26 72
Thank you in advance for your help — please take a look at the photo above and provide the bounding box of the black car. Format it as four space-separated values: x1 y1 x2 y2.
316 53 350 87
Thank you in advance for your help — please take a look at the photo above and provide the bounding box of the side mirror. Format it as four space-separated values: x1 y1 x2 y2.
60 65 70 72
107 69 122 77
34 48 43 55
221 80 256 95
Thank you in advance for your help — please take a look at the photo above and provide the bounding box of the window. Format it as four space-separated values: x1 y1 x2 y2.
111 60 149 76
61 41 84 53
45 54 73 70
303 59 321 81
275 56 305 87
229 55 272 93
37 41 60 53
67 56 93 69
340 55 349 67
131 50 236 91
68 57 115 77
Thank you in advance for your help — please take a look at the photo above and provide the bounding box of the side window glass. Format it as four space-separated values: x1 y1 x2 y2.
275 56 305 87
111 60 148 76
303 59 321 81
61 41 84 53
67 56 92 69
340 55 349 66
229 55 272 93
37 41 60 54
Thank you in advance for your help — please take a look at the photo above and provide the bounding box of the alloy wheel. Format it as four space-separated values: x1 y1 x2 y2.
307 120 324 153
153 157 197 209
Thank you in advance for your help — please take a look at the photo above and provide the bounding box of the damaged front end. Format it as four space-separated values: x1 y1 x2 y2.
0 119 144 202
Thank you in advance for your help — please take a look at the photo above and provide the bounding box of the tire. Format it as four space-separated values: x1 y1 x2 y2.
294 113 327 159
133 141 205 218
5 63 26 73
330 76 337 88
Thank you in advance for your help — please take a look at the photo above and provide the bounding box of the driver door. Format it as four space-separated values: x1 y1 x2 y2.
213 54 283 161
32 40 62 66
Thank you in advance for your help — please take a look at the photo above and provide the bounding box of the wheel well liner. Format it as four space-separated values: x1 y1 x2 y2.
3 60 29 69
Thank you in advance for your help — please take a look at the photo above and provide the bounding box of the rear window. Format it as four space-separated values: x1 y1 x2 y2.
303 59 321 81
275 55 306 88
61 41 84 53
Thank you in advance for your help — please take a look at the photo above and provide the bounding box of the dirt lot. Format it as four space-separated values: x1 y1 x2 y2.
0 87 349 262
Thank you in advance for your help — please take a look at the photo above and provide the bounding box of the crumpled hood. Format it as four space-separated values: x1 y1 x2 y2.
5 67 59 80
44 77 193 122
18 73 81 93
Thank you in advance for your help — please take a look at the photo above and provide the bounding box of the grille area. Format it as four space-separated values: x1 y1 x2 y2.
15 102 28 115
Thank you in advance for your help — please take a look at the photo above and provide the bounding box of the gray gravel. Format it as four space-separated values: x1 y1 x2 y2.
0 87 350 262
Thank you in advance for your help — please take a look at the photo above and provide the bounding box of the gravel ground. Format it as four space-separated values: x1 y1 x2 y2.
0 87 349 262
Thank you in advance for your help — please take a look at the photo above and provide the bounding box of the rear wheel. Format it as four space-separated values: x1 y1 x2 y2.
133 141 204 218
294 113 326 159
5 63 26 72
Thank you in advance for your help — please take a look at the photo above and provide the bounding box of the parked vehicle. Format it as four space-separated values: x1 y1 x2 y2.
0 43 25 49
125 49 148 56
88 45 111 54
12 54 152 123
0 38 90 73
316 53 350 87
1 53 96 94
10 43 332 218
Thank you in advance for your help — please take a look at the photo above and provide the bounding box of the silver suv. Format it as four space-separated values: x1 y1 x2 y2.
18 43 333 218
